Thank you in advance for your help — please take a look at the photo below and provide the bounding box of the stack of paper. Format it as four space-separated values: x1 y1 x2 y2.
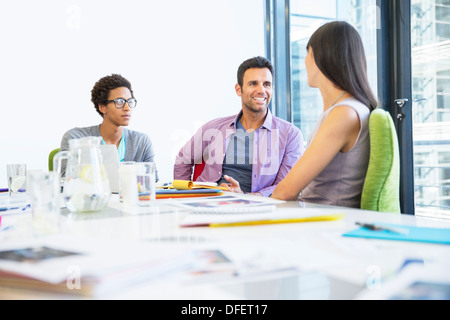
0 194 31 217
154 179 230 199
0 234 192 297
156 189 223 199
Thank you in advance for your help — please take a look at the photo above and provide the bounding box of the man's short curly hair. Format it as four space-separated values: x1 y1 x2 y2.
91 74 134 117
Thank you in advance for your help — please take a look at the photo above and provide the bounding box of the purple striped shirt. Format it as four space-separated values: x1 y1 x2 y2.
174 110 304 196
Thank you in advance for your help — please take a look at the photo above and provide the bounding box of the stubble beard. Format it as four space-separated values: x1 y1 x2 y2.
243 100 268 114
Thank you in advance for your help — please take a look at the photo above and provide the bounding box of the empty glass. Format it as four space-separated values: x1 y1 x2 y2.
28 170 61 236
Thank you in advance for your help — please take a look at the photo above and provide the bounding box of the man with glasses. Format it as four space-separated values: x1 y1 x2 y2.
60 73 158 180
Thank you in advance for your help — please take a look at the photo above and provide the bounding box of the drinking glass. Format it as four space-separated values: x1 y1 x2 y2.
7 164 27 196
28 170 61 236
119 161 138 207
136 162 156 206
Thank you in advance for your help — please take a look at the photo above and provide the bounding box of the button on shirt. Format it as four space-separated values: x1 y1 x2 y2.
173 109 305 197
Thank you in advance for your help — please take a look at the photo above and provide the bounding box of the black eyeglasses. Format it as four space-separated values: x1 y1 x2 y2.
105 98 137 109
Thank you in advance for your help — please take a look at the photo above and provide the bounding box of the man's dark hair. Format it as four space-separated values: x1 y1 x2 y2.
237 56 274 87
91 74 134 117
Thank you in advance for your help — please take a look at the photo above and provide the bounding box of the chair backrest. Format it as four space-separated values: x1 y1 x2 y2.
193 161 206 181
361 108 401 213
48 148 60 171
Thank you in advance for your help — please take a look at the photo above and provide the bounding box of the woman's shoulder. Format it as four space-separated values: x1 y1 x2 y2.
330 97 370 120
334 97 370 113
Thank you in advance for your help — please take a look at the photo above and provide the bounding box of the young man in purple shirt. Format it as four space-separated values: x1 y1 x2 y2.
174 56 304 197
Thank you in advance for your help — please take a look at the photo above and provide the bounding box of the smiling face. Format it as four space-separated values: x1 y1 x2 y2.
235 68 273 114
99 87 133 127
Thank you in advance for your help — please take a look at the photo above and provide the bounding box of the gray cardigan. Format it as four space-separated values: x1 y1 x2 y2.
60 125 159 181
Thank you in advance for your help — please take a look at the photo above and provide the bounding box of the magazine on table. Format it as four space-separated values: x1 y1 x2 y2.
172 194 283 214
0 234 192 297
173 194 345 228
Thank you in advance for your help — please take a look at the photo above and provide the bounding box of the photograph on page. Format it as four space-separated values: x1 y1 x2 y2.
0 246 82 263
172 194 283 213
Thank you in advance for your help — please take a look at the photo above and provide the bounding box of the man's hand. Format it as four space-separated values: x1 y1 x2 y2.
219 175 244 193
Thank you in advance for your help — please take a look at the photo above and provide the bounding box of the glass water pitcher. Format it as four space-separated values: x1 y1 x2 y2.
53 136 111 212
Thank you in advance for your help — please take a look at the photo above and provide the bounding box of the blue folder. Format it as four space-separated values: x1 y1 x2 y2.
343 223 450 245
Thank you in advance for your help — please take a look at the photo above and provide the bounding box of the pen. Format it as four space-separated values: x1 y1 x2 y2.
355 222 409 235
0 188 8 193
181 214 345 228
0 204 31 213
0 207 19 212
0 225 13 232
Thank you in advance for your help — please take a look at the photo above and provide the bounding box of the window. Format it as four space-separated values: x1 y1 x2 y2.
266 0 450 218
412 0 450 218
289 0 378 141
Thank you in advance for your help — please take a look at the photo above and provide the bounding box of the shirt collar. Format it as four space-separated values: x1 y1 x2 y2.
230 108 274 131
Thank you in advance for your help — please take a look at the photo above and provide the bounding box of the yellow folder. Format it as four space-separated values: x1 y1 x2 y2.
172 180 229 191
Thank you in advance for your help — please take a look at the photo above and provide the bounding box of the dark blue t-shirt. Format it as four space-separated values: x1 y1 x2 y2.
217 119 254 193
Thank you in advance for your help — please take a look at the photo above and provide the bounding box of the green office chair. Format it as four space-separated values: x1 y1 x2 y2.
48 148 60 171
361 108 401 213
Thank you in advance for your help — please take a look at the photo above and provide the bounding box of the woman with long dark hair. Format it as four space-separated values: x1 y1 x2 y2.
271 21 377 208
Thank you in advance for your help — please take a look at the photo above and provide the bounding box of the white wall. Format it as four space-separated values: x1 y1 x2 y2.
0 0 265 185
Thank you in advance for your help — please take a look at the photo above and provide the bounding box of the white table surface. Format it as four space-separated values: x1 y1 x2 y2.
1 193 450 300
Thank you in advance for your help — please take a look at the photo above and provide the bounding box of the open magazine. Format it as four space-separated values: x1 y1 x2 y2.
0 234 192 297
173 194 282 214
174 195 345 228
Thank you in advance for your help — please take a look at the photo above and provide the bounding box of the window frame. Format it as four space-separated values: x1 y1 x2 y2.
265 0 292 122
377 0 414 215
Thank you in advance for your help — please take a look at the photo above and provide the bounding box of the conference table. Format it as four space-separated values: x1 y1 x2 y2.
1 191 450 301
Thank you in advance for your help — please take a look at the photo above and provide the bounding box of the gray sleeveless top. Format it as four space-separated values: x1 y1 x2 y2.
299 97 370 208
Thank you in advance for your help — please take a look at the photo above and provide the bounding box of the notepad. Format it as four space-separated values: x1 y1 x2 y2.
0 194 31 217
342 223 450 245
